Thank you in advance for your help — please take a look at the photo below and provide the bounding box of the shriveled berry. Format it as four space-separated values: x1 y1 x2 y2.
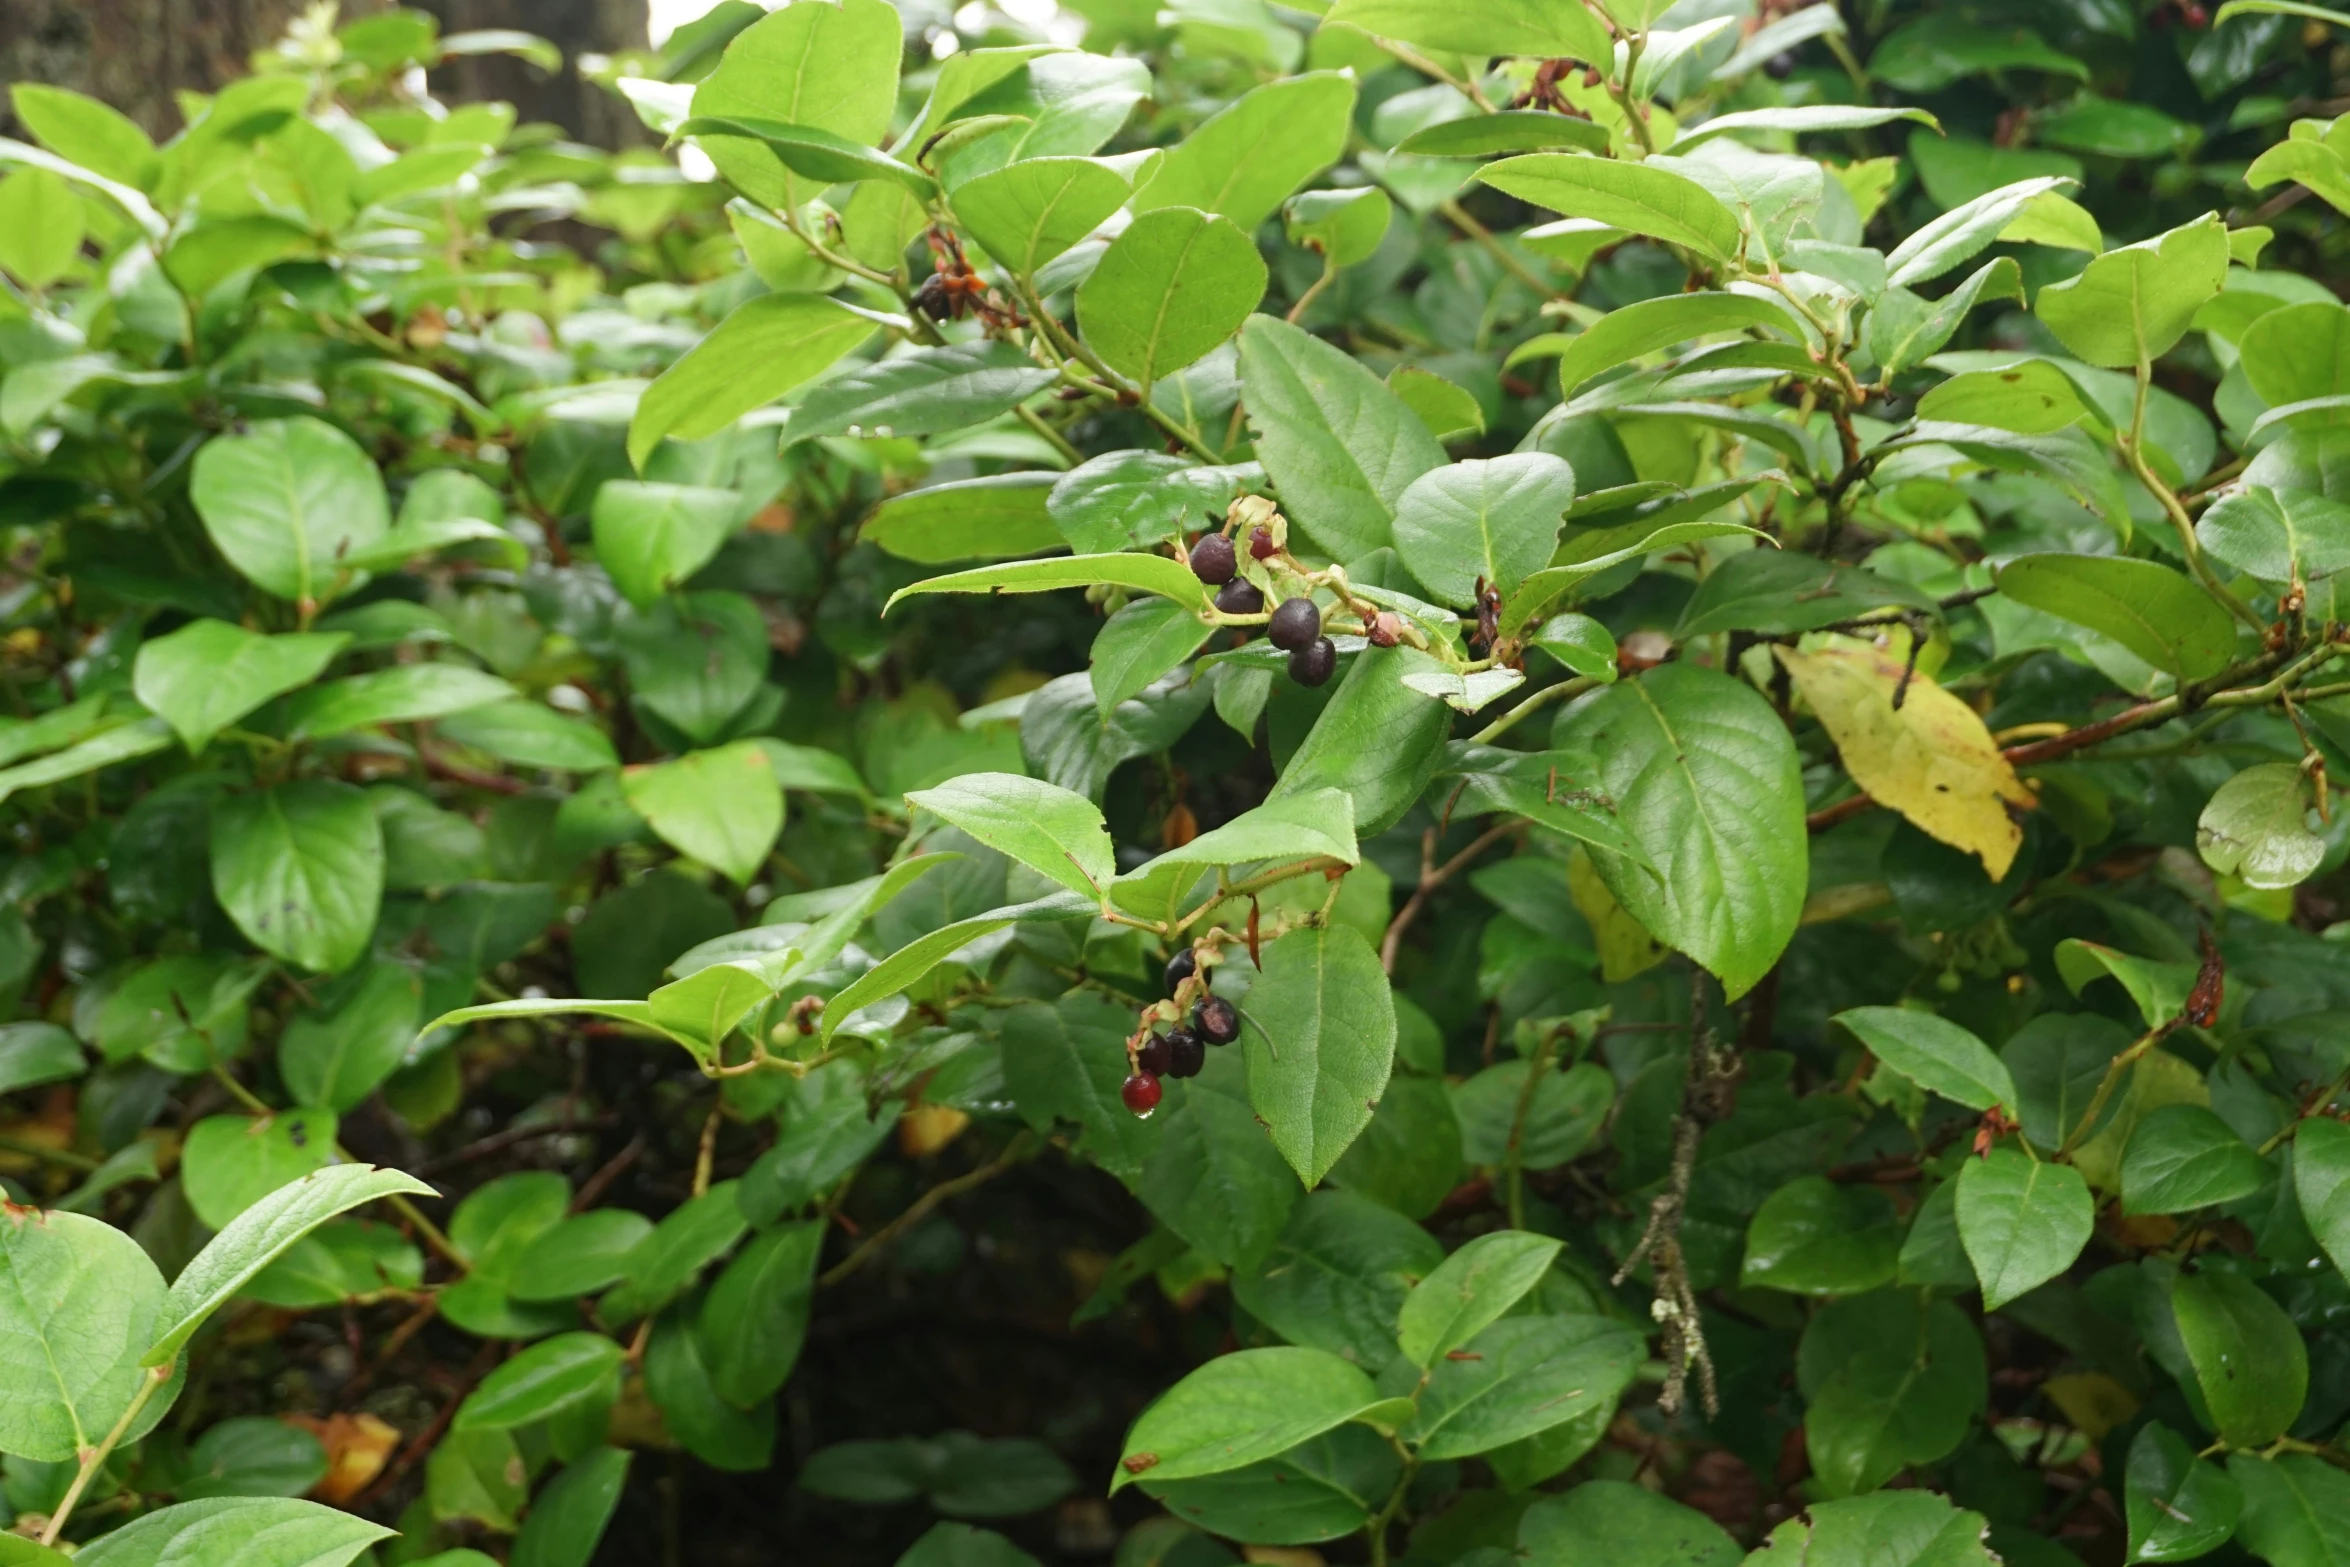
1190 534 1237 585
1137 1031 1174 1076
1248 525 1278 560
1368 611 1402 649
1764 50 1796 77
1289 637 1337 687
1193 995 1240 1046
1268 596 1321 651
1165 1027 1205 1078
1214 578 1265 616
1122 1073 1163 1116
1164 947 1196 995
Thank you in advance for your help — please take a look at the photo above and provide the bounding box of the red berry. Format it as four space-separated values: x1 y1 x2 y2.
1289 637 1337 687
1122 1073 1163 1116
1248 525 1278 560
1194 996 1240 1045
1268 597 1321 651
1137 1031 1174 1076
1214 578 1265 615
1190 534 1237 585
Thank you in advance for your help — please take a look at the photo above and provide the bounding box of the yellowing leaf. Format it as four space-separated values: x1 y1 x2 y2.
1777 639 2034 879
1567 845 1666 983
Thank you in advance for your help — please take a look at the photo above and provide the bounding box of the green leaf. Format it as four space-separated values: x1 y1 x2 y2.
1552 292 1803 396
1835 1007 2019 1114
1139 1425 1398 1547
1799 1293 1985 1496
73 1499 392 1567
2295 1116 2350 1284
1284 187 1395 267
1675 551 1930 638
1111 1346 1385 1490
2197 486 2350 584
897 1525 1042 1567
1240 925 1397 1187
1133 73 1356 231
685 0 901 212
2126 1421 2244 1563
176 1416 328 1499
1002 993 1164 1184
283 664 515 741
1741 1177 1901 1295
628 294 875 468
1747 1494 1997 1567
820 892 1094 1042
189 418 390 606
210 780 384 974
677 115 934 196
789 341 1058 447
1048 453 1262 555
2231 1453 2350 1567
1090 598 1214 719
1230 1191 1442 1368
9 84 157 188
2197 763 2325 891
182 1111 340 1230
2171 1270 2307 1447
1477 154 1744 263
906 772 1114 897
149 1163 437 1365
436 700 619 771
1554 663 1807 1000
1139 1046 1299 1267
0 1022 86 1096
1885 179 2075 289
1868 259 2025 374
1869 15 2089 91
1916 361 2094 434
1078 207 1266 390
513 1447 633 1567
1108 789 1359 927
1997 554 2237 681
1395 1230 1561 1367
1266 646 1453 838
1519 1481 1740 1567
1955 1146 2093 1310
510 1211 655 1302
952 156 1135 276
132 620 347 755
280 961 422 1113
2036 215 2232 369
455 1332 625 1431
1393 111 1611 157
590 481 741 610
1676 105 1941 150
704 1222 824 1406
885 552 1210 616
1237 314 1447 564
1397 1314 1645 1459
0 1207 173 1462
0 717 172 808
865 474 1064 565
1391 453 1575 609
621 742 784 885
1321 0 1610 60
1501 515 1772 640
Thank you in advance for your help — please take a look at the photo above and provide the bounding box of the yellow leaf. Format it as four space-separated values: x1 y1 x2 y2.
1568 845 1666 982
1777 639 2034 879
2042 1371 2140 1440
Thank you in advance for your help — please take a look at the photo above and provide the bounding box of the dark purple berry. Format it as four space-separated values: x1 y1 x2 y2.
1193 995 1240 1046
1764 51 1796 78
1137 1031 1174 1076
1289 637 1337 687
1122 1073 1163 1115
1214 578 1264 616
1165 947 1196 995
1164 1028 1205 1079
1190 534 1237 585
1248 525 1278 560
1268 596 1321 651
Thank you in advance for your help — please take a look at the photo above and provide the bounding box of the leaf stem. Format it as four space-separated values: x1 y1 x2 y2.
41 1360 173 1545
2123 365 2264 633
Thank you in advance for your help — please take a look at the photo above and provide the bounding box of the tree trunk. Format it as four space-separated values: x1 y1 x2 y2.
414 0 650 147
0 0 306 140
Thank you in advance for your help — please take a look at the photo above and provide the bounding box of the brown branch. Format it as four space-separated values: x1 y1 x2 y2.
818 1133 1037 1290
1379 820 1523 975
416 1115 617 1176
418 744 531 795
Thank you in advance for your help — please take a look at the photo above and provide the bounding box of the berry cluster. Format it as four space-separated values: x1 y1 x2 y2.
1120 948 1245 1116
1187 520 1340 688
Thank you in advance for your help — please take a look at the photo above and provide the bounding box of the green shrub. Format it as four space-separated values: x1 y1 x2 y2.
7 0 2350 1560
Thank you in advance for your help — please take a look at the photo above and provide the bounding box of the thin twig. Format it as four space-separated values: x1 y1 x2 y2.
1379 821 1522 974
818 1133 1037 1289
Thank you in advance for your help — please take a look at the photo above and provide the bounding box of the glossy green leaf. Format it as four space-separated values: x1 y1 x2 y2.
1397 1314 1644 1460
513 1447 633 1567
210 780 385 974
1741 1177 1901 1295
1836 1007 2018 1114
189 418 390 605
1477 154 1744 263
1133 73 1355 231
906 772 1114 897
132 621 348 754
73 1499 392 1567
591 481 741 610
952 156 1134 275
1955 1147 2093 1310
620 742 784 886
885 552 1210 616
1239 924 1397 1187
2036 214 2232 368
1111 1346 1386 1490
2171 1270 2307 1447
628 294 874 467
2126 1421 2243 1563
1395 1230 1561 1367
788 341 1057 447
0 1207 173 1462
2197 763 2325 891
1519 1481 1740 1567
1391 452 1575 609
1266 646 1453 838
1996 554 2237 681
454 1332 626 1431
1077 207 1266 389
